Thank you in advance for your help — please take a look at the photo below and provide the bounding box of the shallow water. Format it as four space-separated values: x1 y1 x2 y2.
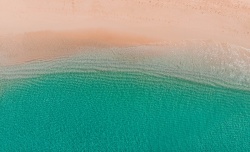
0 71 250 151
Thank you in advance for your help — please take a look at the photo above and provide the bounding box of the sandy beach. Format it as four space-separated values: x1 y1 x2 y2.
1 2 250 150
0 0 250 65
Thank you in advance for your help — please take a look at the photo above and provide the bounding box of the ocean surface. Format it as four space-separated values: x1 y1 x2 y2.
0 71 250 151
0 44 250 151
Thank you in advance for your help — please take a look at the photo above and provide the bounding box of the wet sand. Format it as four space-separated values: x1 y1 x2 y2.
0 0 250 65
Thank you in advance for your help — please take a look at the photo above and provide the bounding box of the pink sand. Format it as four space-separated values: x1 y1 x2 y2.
0 0 250 65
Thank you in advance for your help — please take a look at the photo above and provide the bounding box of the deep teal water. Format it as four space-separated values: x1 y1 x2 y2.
0 71 250 151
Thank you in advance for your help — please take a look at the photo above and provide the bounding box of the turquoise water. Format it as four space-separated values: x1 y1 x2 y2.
0 71 250 151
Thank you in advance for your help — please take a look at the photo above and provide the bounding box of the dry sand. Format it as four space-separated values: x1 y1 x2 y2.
0 0 250 65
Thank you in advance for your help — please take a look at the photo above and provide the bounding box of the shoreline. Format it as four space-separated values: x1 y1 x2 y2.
1 43 250 91
1 29 250 66
0 0 250 90
0 29 158 66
